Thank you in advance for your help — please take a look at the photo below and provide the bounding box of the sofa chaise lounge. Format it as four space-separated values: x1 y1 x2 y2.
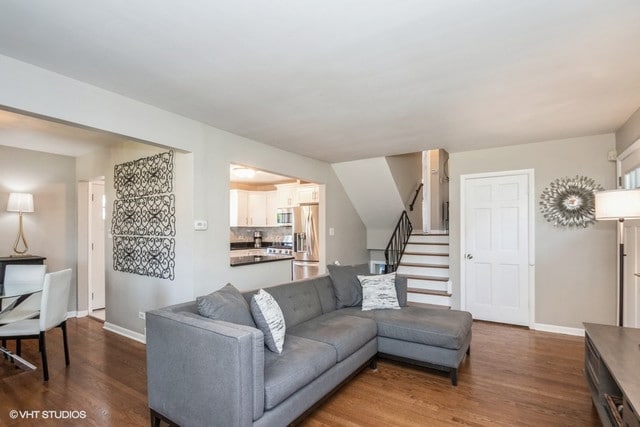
146 265 472 427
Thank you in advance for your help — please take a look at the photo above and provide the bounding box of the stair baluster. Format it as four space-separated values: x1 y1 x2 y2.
384 211 413 273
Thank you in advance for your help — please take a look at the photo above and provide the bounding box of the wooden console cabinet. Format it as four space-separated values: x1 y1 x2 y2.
584 323 640 427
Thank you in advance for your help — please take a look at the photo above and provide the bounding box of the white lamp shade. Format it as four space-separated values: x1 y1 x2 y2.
595 189 640 220
6 192 34 213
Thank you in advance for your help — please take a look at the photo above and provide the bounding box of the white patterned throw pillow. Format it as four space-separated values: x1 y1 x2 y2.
250 289 286 353
358 273 401 311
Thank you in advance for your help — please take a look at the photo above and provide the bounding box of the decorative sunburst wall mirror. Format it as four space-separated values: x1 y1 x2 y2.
539 175 604 228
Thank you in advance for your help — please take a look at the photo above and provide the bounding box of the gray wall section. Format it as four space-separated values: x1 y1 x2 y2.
616 106 640 154
0 146 77 312
450 134 617 329
0 55 367 335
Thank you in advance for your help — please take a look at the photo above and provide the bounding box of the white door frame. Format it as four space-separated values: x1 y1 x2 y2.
88 179 106 315
616 136 640 327
460 169 536 328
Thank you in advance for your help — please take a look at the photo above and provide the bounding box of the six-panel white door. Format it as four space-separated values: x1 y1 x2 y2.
463 173 530 326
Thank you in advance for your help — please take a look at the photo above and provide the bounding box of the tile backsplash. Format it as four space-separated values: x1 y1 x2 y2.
230 226 292 244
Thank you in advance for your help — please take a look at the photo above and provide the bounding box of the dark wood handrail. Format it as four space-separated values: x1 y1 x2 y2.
384 211 413 273
409 183 423 211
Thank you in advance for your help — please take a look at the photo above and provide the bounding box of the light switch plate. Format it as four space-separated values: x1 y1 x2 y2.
194 220 208 230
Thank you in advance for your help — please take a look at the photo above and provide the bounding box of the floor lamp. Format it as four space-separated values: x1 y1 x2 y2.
595 189 640 327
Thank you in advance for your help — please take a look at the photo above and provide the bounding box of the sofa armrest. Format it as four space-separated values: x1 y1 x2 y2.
146 309 264 427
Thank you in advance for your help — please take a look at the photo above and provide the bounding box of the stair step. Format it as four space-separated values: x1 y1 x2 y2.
401 254 449 266
408 235 449 244
407 279 449 292
408 288 452 297
397 274 448 282
396 264 449 277
407 301 451 310
405 243 449 255
399 262 448 269
406 242 449 246
403 252 448 256
407 293 452 308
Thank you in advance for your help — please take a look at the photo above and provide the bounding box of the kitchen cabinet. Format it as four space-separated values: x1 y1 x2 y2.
230 190 249 226
231 190 278 227
276 184 298 208
248 192 269 226
297 184 319 203
266 191 278 226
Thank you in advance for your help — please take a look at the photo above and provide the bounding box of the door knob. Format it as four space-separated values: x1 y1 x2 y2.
465 253 473 260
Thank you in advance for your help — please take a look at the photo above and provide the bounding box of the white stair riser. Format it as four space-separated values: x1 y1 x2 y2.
397 265 448 277
407 293 452 307
409 235 449 244
405 244 449 254
402 254 448 265
407 278 449 292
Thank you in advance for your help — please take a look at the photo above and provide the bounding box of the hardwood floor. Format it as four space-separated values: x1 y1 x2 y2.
0 318 599 426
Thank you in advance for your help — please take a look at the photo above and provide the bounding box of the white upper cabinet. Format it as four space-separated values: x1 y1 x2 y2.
231 190 279 227
230 189 249 226
297 184 319 203
276 184 298 208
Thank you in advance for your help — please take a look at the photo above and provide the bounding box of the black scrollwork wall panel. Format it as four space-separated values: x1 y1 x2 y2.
112 195 176 237
112 150 176 280
113 236 175 280
114 151 174 199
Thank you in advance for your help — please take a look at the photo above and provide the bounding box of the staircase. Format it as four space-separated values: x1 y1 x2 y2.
397 233 452 309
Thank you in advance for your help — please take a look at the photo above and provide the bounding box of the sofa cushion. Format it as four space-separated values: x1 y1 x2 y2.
196 283 256 328
373 306 473 350
245 279 323 328
358 273 400 311
251 289 286 354
288 313 377 362
327 263 370 308
263 335 336 410
310 275 337 314
395 275 408 307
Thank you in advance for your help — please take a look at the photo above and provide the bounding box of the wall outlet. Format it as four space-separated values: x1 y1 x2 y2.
138 311 146 320
329 227 335 236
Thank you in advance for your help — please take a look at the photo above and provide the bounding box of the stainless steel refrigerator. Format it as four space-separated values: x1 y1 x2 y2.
292 203 319 280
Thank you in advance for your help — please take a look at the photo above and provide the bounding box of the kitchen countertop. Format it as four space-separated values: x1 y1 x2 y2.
230 254 294 267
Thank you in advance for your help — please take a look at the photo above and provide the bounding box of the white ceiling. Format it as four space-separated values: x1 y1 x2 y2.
0 1 639 162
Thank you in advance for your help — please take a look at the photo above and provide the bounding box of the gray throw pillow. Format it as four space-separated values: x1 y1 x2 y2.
197 283 256 328
327 263 370 308
358 273 400 311
251 289 286 354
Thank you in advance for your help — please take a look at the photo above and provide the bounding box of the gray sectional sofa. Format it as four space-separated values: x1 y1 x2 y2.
146 265 472 427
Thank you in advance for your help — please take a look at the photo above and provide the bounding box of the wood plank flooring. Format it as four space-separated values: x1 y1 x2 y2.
0 318 599 426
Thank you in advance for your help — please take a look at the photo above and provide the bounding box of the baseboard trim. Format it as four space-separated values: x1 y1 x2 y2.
75 310 89 318
532 323 584 337
103 322 146 344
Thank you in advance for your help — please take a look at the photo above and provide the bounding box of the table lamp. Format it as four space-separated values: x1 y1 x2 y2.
6 192 34 256
595 188 640 326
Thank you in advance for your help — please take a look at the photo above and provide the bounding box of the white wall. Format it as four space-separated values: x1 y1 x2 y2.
450 134 617 329
0 54 367 336
386 152 423 230
0 146 77 310
332 157 404 249
616 105 640 154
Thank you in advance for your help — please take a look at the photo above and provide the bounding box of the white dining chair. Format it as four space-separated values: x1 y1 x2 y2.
0 268 72 381
0 264 47 324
